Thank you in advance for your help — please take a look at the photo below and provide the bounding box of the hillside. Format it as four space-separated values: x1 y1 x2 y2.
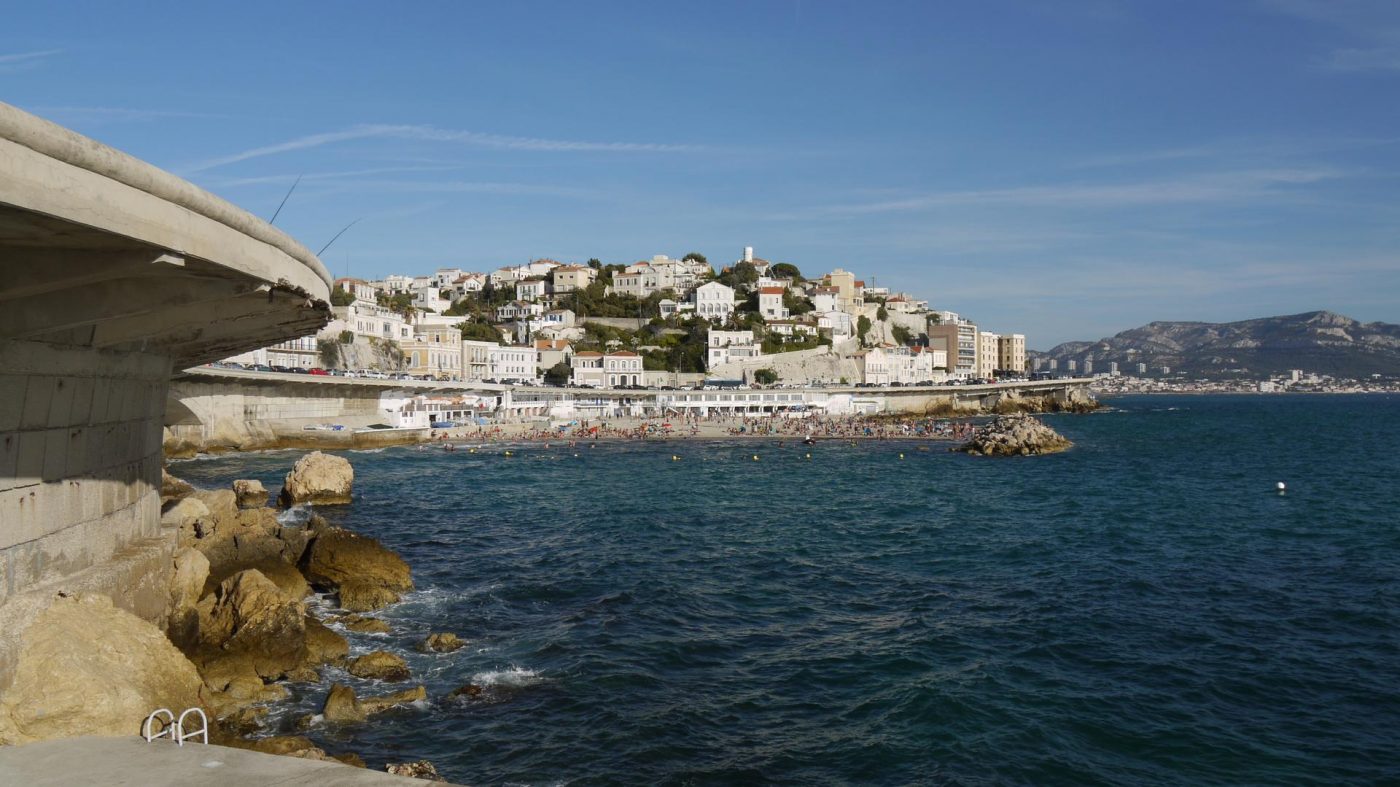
1031 311 1400 379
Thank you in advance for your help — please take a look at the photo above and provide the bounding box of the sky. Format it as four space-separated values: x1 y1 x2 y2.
5 0 1400 348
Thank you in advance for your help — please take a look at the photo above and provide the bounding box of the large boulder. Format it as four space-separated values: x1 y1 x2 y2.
279 452 354 506
161 496 210 531
168 547 211 649
198 569 307 680
232 479 269 509
205 559 311 601
162 467 194 501
301 527 412 612
960 414 1073 456
0 594 205 745
304 615 350 666
338 580 401 613
347 651 410 682
322 683 426 724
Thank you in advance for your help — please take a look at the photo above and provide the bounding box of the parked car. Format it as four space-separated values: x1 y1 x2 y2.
308 368 329 376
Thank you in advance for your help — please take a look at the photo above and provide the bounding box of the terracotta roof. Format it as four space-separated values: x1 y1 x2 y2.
855 280 866 287
759 287 787 295
575 351 603 357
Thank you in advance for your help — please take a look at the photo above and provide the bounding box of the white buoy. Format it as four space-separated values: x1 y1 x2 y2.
1277 481 1286 493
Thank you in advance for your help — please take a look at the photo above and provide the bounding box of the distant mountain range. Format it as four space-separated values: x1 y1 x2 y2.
1031 311 1400 379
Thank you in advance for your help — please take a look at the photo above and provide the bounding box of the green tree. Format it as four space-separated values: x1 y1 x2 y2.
338 330 354 344
543 360 571 386
857 315 872 345
717 261 759 291
460 322 502 344
587 258 602 269
317 339 340 368
771 262 802 281
754 368 778 385
892 325 912 345
682 251 708 265
877 304 889 322
329 286 355 307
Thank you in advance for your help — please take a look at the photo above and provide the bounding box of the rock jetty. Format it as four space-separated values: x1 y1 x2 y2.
959 414 1072 456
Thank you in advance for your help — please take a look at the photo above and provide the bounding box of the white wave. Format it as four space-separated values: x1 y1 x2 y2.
277 504 314 526
471 666 542 687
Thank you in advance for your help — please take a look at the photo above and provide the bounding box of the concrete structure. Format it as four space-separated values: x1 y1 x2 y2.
552 264 596 293
758 287 789 320
0 102 330 688
0 736 441 786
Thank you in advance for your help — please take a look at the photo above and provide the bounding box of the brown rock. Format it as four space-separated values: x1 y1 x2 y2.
338 580 401 612
233 735 332 762
419 632 465 653
335 752 368 768
322 683 427 724
199 569 307 680
358 684 427 715
348 651 411 682
192 488 239 525
301 528 413 594
322 683 366 723
0 594 205 745
304 615 350 666
168 546 211 650
162 467 194 501
205 559 311 601
331 613 392 634
161 496 210 532
386 760 446 781
279 451 354 506
449 684 483 699
232 479 270 509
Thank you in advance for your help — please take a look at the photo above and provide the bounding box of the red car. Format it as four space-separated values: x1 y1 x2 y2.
308 368 330 375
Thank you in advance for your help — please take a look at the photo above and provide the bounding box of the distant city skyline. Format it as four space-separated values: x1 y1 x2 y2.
5 0 1399 347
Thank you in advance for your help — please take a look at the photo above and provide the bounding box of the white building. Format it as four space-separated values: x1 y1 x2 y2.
692 281 736 321
603 351 643 387
758 287 789 320
816 310 853 340
708 330 762 368
552 264 597 293
461 339 496 381
331 300 414 342
497 300 544 322
516 278 551 303
488 345 538 383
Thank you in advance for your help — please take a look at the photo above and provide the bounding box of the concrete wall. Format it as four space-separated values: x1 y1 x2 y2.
1 339 170 606
165 378 395 455
0 339 175 690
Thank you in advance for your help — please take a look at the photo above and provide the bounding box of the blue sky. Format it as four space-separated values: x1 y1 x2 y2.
5 0 1399 348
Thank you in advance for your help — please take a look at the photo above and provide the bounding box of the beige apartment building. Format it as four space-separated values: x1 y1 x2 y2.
928 321 977 377
402 324 462 379
976 331 1000 378
552 264 597 293
998 334 1027 374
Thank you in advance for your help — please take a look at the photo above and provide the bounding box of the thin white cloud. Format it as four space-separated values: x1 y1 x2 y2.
788 168 1344 218
0 49 62 73
181 123 702 174
1259 0 1400 71
208 165 470 188
26 105 226 123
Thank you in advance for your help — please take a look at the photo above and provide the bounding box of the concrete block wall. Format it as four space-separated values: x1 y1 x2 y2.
0 339 171 608
164 378 387 452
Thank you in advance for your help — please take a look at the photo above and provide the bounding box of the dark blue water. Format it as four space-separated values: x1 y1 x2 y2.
174 395 1400 785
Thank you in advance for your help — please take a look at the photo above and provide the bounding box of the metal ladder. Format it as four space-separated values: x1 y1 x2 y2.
142 707 208 745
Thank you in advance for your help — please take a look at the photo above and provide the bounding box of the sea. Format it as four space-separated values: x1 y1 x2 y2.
171 394 1400 786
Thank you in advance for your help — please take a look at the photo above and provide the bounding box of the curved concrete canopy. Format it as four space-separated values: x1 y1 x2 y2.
0 102 331 366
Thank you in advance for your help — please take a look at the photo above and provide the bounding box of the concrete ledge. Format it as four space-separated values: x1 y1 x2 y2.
0 736 445 786
0 101 329 293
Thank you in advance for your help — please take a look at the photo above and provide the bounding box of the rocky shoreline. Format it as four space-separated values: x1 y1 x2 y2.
0 451 455 779
958 414 1074 456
